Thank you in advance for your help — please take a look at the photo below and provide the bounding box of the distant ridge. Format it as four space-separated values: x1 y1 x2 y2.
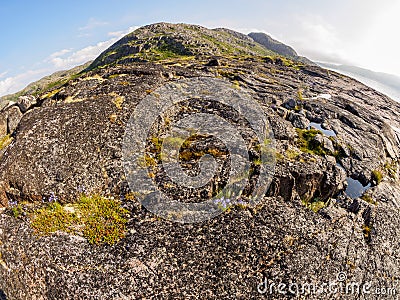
319 62 400 102
248 32 314 65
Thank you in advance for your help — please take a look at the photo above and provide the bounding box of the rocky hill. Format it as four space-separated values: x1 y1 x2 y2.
0 62 91 108
0 23 399 299
88 23 277 70
248 32 314 65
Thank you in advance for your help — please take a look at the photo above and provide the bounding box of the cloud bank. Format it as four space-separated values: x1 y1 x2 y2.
0 26 138 97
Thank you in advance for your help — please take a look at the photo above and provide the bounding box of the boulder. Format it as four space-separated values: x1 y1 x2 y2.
6 106 23 134
287 111 309 129
313 134 335 153
205 58 221 66
17 95 36 113
268 116 296 141
275 106 288 119
283 98 296 109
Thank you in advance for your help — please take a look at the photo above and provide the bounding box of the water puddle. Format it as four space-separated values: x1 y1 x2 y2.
308 122 336 137
345 177 371 199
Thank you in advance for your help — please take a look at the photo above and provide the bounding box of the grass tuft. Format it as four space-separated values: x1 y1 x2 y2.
371 169 383 185
0 135 13 151
30 194 129 245
295 128 328 156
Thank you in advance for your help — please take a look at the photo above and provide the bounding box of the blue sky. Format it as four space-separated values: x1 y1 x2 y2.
1 0 399 96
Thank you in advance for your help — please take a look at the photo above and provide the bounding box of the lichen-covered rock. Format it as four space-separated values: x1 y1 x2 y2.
287 111 309 129
6 106 22 134
17 95 36 113
314 133 335 153
0 113 6 137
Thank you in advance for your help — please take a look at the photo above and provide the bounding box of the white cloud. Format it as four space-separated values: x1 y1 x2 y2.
79 17 109 31
0 71 8 79
0 69 49 97
0 26 139 97
77 33 91 38
285 14 348 63
230 27 268 35
108 26 138 37
49 49 72 59
348 1 400 76
47 26 139 69
48 39 117 69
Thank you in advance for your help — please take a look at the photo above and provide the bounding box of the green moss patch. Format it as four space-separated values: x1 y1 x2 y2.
30 194 129 245
31 202 77 234
360 193 377 205
371 169 383 185
302 197 326 213
296 128 328 156
78 194 129 245
384 161 398 179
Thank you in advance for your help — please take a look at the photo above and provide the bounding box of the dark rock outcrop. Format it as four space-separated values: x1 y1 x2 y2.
287 111 309 129
249 32 315 65
6 106 22 134
17 95 36 113
248 32 298 57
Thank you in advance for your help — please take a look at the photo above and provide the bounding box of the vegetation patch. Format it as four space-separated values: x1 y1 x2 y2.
296 88 304 101
0 134 13 151
109 92 125 109
302 197 326 213
31 202 77 234
362 224 372 240
282 57 303 70
36 72 85 98
64 95 85 103
30 194 129 245
10 202 26 218
78 194 129 245
360 193 377 205
216 69 238 80
285 148 300 160
296 128 328 156
131 41 194 62
108 73 128 79
82 74 105 82
41 88 62 100
275 152 284 161
384 161 398 179
371 169 383 185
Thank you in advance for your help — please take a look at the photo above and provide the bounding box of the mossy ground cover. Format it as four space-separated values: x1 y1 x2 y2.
296 128 328 156
371 169 383 185
0 135 13 151
30 194 129 245
302 197 326 213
